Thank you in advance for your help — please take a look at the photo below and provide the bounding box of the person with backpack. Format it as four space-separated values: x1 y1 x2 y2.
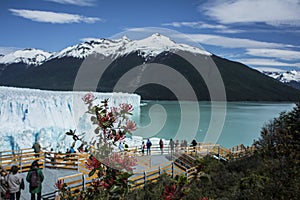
5 165 24 200
146 139 152 155
26 161 44 200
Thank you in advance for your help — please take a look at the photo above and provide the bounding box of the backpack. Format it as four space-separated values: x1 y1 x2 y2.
30 170 40 188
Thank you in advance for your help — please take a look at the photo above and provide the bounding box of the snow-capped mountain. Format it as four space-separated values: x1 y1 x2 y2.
0 48 52 66
0 34 211 66
262 70 300 83
262 70 300 90
1 34 300 101
52 33 211 60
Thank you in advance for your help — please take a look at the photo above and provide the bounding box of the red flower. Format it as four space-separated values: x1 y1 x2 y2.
82 93 95 104
120 103 133 114
163 184 177 200
54 179 65 190
85 156 101 170
102 153 136 172
125 120 137 133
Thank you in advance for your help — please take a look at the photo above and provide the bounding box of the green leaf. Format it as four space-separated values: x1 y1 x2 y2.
66 129 75 135
109 185 121 193
89 169 96 177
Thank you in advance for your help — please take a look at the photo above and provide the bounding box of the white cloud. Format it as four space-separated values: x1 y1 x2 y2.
162 21 244 33
201 0 300 26
80 37 100 42
239 58 300 68
0 47 21 55
9 9 102 24
246 48 300 61
44 0 95 6
183 34 294 49
162 21 228 29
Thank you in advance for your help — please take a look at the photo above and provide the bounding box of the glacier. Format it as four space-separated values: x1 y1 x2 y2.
0 87 140 152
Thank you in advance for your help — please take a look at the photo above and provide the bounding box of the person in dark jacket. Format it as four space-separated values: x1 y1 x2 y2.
159 139 164 154
26 161 44 200
32 142 41 158
146 139 152 155
191 139 197 147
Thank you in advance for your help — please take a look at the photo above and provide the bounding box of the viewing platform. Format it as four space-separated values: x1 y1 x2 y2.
0 143 255 199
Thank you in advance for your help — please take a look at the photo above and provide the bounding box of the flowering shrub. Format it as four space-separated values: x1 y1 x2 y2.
162 175 190 200
59 93 138 199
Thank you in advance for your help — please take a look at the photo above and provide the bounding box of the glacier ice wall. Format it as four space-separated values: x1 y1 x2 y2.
0 87 140 152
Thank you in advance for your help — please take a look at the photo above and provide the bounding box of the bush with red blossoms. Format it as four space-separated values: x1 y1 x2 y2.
62 94 138 200
162 175 190 200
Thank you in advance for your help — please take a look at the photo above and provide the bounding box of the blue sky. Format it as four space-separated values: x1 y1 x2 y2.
1 0 300 72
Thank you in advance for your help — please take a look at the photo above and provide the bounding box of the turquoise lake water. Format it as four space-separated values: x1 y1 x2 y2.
132 101 295 148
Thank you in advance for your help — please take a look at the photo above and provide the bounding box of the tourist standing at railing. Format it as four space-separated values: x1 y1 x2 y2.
183 140 188 148
141 141 145 155
159 139 164 155
26 161 44 200
191 139 197 153
191 139 197 147
169 139 175 154
146 139 152 155
5 165 24 200
49 148 56 166
118 141 124 152
32 142 41 158
69 146 75 153
175 140 179 152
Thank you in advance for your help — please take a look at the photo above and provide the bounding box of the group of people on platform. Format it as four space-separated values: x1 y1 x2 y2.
1 160 44 200
141 138 197 155
1 140 63 200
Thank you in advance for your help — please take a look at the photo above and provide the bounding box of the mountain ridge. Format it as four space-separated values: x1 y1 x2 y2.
0 34 299 101
0 34 210 66
261 70 300 90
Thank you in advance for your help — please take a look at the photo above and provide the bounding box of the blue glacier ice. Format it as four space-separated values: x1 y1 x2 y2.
0 87 140 152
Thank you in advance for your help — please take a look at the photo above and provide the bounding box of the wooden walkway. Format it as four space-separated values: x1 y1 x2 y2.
0 143 255 199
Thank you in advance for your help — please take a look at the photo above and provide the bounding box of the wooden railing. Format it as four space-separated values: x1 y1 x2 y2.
0 143 255 172
0 148 86 172
56 160 199 193
0 143 255 198
53 143 255 194
0 148 45 173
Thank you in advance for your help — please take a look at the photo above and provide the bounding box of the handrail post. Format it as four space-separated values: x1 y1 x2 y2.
171 162 174 179
19 150 23 172
77 154 79 172
82 174 85 189
43 151 46 168
159 166 161 175
143 171 147 188
218 146 220 161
